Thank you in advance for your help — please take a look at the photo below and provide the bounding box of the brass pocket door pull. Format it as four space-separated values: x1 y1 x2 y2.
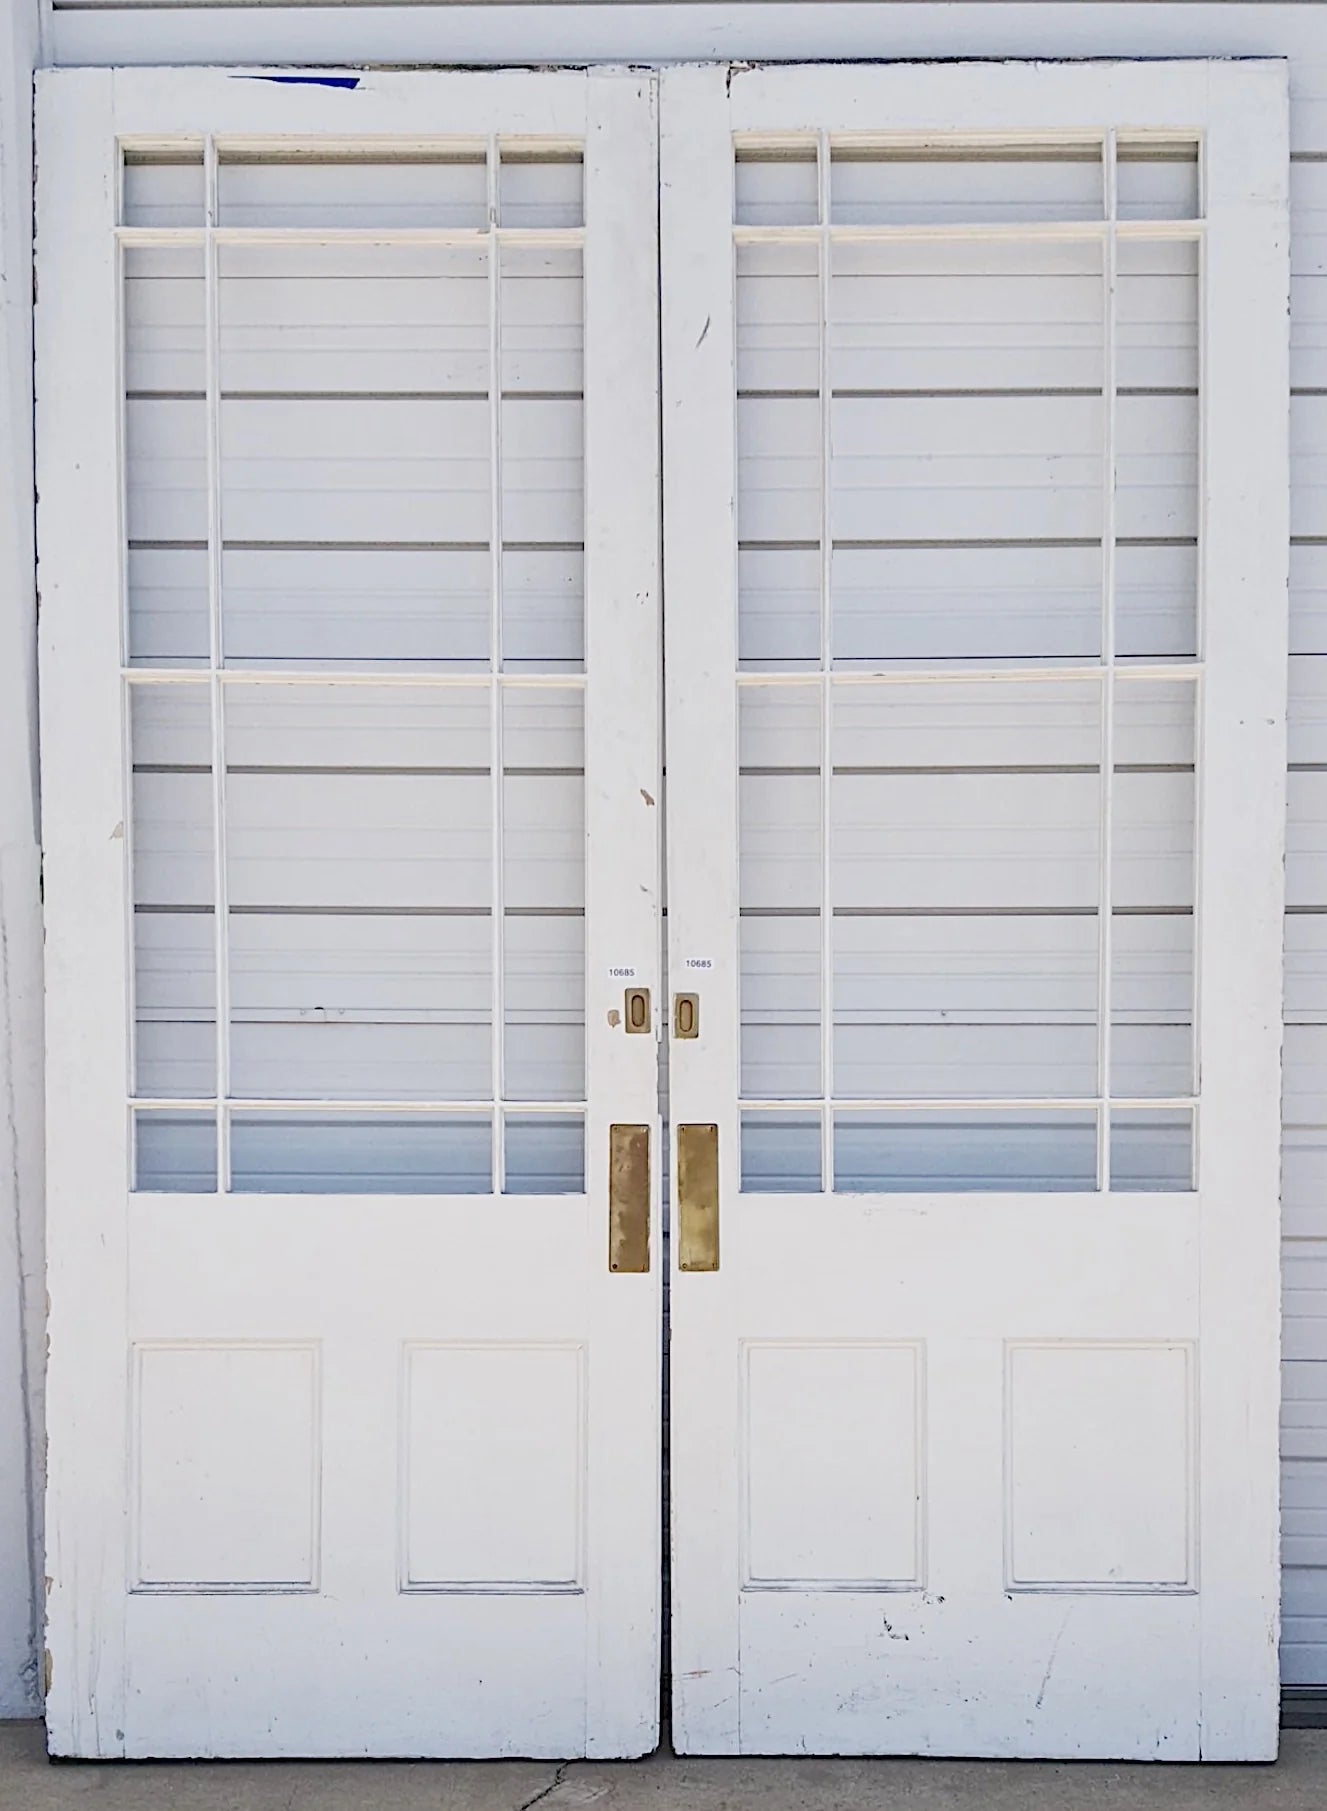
677 1124 720 1273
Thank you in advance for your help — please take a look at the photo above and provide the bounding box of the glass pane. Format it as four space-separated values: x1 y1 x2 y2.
504 1116 585 1194
833 543 1102 668
125 244 208 667
503 547 583 672
1110 1109 1194 1191
131 686 216 1099
501 242 583 390
230 1113 492 1194
217 150 487 229
739 688 822 1101
229 913 490 1104
225 682 490 906
504 917 585 1104
735 146 818 227
741 1112 822 1193
122 149 204 228
830 144 1104 227
831 680 1101 1104
501 241 584 669
1117 240 1198 389
1116 140 1200 222
831 390 1102 546
740 546 820 671
830 680 1102 913
829 237 1104 668
220 391 489 564
739 394 820 544
217 237 491 664
127 399 206 551
225 685 491 1102
833 1109 1097 1193
499 151 583 229
741 915 821 1100
219 241 488 396
738 240 818 392
1116 240 1198 662
134 1109 217 1193
502 395 582 547
1116 393 1197 544
831 237 1104 391
835 915 1097 1102
222 546 490 672
502 687 584 913
1112 679 1196 1098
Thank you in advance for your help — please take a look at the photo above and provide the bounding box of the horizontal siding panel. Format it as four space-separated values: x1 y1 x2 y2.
1292 545 1327 657
1293 393 1327 539
1285 1457 1327 1566
1283 1358 1327 1460
1283 1132 1327 1240
1281 1025 1327 1126
38 8 1327 158
1284 1249 1327 1361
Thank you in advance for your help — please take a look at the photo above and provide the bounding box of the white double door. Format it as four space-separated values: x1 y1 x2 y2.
39 61 1289 1762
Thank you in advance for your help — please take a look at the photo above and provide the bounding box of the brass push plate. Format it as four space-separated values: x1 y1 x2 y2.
673 992 700 1039
608 1124 650 1274
677 1123 720 1273
624 987 651 1034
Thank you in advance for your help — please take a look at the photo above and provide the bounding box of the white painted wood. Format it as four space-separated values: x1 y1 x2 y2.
580 65 662 1757
0 0 44 1723
1193 60 1292 1756
663 58 1290 1756
661 59 743 1756
36 66 130 1752
37 64 660 1757
36 7 1327 153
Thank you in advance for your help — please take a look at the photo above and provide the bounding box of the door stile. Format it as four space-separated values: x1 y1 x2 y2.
660 62 744 1755
1193 64 1290 1758
582 67 663 1758
37 70 131 1757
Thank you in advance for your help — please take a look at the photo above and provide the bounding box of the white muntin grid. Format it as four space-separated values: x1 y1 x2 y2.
119 133 590 1193
734 129 1204 1192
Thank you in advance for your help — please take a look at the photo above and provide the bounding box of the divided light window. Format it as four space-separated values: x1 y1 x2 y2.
732 133 1203 1193
121 137 589 1195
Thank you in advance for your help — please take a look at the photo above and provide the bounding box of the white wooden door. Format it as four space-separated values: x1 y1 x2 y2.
37 66 661 1760
663 60 1291 1760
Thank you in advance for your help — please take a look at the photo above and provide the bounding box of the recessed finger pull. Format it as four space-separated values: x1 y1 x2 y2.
673 992 699 1039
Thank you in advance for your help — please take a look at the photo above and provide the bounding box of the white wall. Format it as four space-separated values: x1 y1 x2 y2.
3 0 1327 1713
0 0 43 1723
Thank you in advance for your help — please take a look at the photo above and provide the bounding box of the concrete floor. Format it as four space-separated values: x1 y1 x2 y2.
4 1723 1327 1811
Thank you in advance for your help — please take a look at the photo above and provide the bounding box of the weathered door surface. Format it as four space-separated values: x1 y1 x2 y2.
39 54 1292 1765
38 66 662 1759
662 60 1290 1759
